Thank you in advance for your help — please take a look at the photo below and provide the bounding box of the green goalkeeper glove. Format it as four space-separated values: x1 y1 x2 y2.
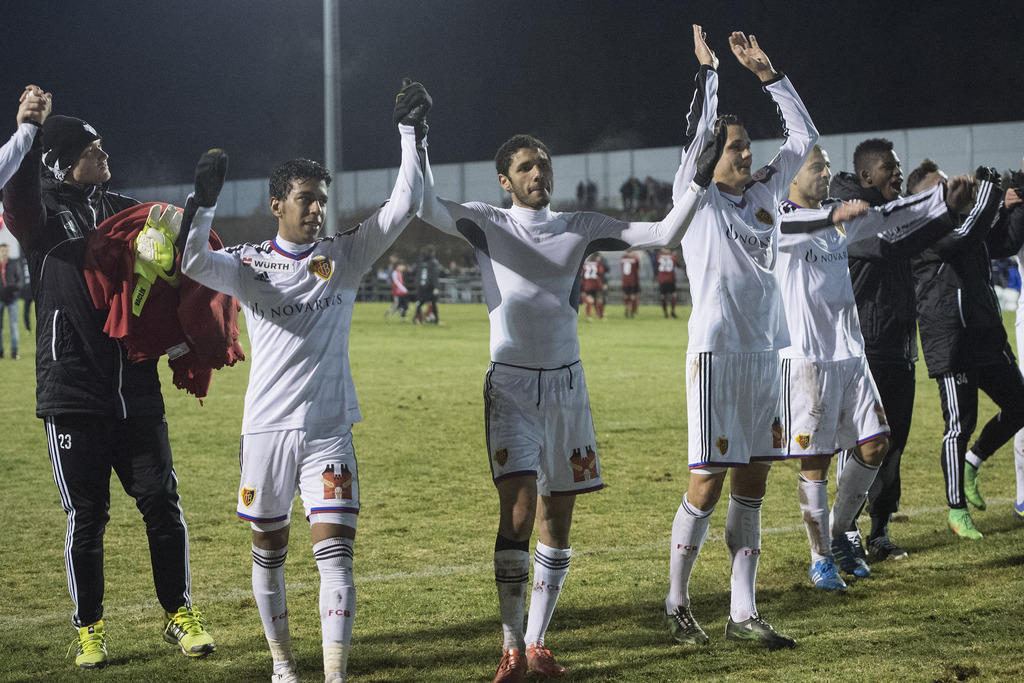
132 204 183 316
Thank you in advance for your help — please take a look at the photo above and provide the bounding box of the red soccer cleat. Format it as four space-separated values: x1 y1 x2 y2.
493 648 527 683
526 643 566 677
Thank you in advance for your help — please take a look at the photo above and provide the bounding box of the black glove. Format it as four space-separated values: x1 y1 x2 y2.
693 120 728 188
975 165 1001 189
195 149 229 208
1009 170 1024 196
393 78 431 141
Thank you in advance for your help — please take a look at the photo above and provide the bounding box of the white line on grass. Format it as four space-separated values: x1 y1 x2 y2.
16 498 1013 627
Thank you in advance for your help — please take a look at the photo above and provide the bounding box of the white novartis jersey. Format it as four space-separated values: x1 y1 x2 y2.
777 184 948 361
679 70 818 353
0 123 36 191
182 125 422 434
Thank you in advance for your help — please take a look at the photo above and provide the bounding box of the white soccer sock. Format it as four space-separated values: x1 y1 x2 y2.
495 549 530 652
831 454 879 538
797 474 829 563
726 494 761 623
666 494 713 613
252 545 292 673
524 542 572 647
965 449 983 470
1014 432 1024 504
314 537 355 680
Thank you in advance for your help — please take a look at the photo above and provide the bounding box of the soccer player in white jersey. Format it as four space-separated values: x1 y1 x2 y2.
180 82 430 683
1011 162 1024 520
416 47 722 683
665 26 818 650
776 146 967 588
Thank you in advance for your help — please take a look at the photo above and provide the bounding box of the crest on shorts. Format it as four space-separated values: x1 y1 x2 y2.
755 208 774 226
322 464 353 500
570 445 598 482
795 432 811 449
716 437 729 455
771 417 784 448
240 488 255 507
309 255 334 281
493 448 509 466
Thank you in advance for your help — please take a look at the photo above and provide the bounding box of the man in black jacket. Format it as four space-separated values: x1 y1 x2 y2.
907 161 1024 539
2 102 215 668
830 138 919 560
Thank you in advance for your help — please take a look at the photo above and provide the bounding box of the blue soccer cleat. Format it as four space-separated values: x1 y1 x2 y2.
831 534 871 578
809 557 847 591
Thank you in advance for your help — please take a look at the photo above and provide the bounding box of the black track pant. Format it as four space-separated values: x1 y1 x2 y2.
863 359 916 521
936 356 1024 509
45 414 192 627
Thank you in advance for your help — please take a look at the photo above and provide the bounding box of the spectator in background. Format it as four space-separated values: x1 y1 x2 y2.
413 243 442 325
0 242 22 358
585 180 597 209
620 177 637 213
576 181 586 208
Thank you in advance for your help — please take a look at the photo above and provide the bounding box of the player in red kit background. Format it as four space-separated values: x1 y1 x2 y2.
621 250 642 318
581 252 606 321
656 247 681 318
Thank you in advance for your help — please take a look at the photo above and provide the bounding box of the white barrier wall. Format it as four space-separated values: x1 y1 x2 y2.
121 120 1024 216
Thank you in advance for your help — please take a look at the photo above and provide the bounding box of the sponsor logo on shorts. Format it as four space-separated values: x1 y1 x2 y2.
570 445 598 482
322 464 353 500
309 255 334 281
716 437 729 455
493 448 509 466
795 433 811 449
240 487 255 507
771 417 784 449
755 208 774 226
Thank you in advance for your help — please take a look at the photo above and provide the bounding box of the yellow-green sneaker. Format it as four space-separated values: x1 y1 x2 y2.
163 606 216 657
948 508 983 540
68 620 108 669
964 462 986 510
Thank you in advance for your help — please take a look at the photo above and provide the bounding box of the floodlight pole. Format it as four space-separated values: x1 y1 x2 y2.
324 0 341 236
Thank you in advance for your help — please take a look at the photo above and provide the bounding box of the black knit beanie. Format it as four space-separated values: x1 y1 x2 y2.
42 115 100 180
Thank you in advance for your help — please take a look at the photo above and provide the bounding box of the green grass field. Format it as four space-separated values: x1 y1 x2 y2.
2 303 1022 682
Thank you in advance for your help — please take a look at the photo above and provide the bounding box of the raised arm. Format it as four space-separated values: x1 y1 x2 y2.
673 25 720 202
730 32 819 201
0 86 49 190
1 86 54 248
342 81 429 270
180 150 246 299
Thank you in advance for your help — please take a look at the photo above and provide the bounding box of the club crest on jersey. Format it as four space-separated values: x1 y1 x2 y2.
493 448 509 466
795 433 811 450
322 464 353 500
309 255 334 281
755 208 774 226
240 488 255 507
771 417 784 449
569 445 598 482
716 437 729 455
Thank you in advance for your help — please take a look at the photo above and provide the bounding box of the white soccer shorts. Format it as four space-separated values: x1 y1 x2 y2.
781 355 889 457
484 361 603 496
686 350 784 468
237 426 359 528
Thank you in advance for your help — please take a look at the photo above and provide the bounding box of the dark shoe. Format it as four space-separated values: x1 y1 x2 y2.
868 533 908 561
665 605 709 646
726 614 796 650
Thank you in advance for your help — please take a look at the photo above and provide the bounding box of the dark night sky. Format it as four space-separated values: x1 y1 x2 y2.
3 0 1023 186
